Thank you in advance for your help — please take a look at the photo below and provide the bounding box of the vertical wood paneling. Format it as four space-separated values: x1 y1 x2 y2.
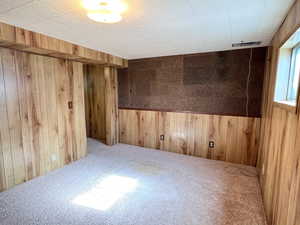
140 110 160 149
0 50 14 189
55 59 73 166
119 108 140 146
260 106 299 225
188 114 210 158
70 62 87 160
105 67 119 146
0 47 87 192
36 55 51 174
15 51 35 180
161 112 189 155
84 65 106 142
24 53 40 178
43 57 60 171
209 115 228 161
1 48 25 185
222 117 239 163
30 54 46 175
84 67 91 138
84 65 120 146
258 1 300 225
291 120 300 225
119 109 261 166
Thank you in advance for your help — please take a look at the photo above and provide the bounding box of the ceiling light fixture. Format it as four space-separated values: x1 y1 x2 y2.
87 11 122 23
82 0 127 23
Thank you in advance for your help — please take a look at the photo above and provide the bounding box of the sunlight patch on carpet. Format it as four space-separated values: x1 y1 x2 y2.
72 175 138 211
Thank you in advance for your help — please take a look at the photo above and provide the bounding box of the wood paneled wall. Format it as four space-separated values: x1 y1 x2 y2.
0 22 127 67
119 109 260 166
84 65 106 142
0 47 86 192
258 0 300 225
105 67 119 145
118 48 266 117
84 65 119 145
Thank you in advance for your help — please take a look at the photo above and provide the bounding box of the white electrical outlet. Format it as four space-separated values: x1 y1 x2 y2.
51 154 57 162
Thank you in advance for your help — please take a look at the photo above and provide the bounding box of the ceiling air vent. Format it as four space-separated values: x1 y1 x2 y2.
232 41 261 47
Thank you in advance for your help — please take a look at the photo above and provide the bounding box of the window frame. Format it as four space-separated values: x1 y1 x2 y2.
273 33 300 114
287 43 300 101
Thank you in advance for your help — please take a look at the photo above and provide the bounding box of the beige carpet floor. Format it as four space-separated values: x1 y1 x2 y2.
0 138 267 225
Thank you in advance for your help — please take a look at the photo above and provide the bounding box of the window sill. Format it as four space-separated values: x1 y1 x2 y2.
273 100 297 113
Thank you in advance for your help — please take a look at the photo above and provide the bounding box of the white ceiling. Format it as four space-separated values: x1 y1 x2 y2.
0 0 295 59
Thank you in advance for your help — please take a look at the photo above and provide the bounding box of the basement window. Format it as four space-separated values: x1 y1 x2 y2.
274 28 300 111
288 44 300 101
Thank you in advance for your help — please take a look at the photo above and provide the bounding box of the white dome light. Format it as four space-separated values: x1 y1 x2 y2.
87 12 122 23
82 0 127 23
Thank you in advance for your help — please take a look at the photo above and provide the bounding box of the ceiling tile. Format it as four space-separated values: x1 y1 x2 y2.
0 0 295 59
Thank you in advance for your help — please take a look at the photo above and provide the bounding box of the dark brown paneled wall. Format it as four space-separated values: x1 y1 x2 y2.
0 47 87 192
118 48 267 117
